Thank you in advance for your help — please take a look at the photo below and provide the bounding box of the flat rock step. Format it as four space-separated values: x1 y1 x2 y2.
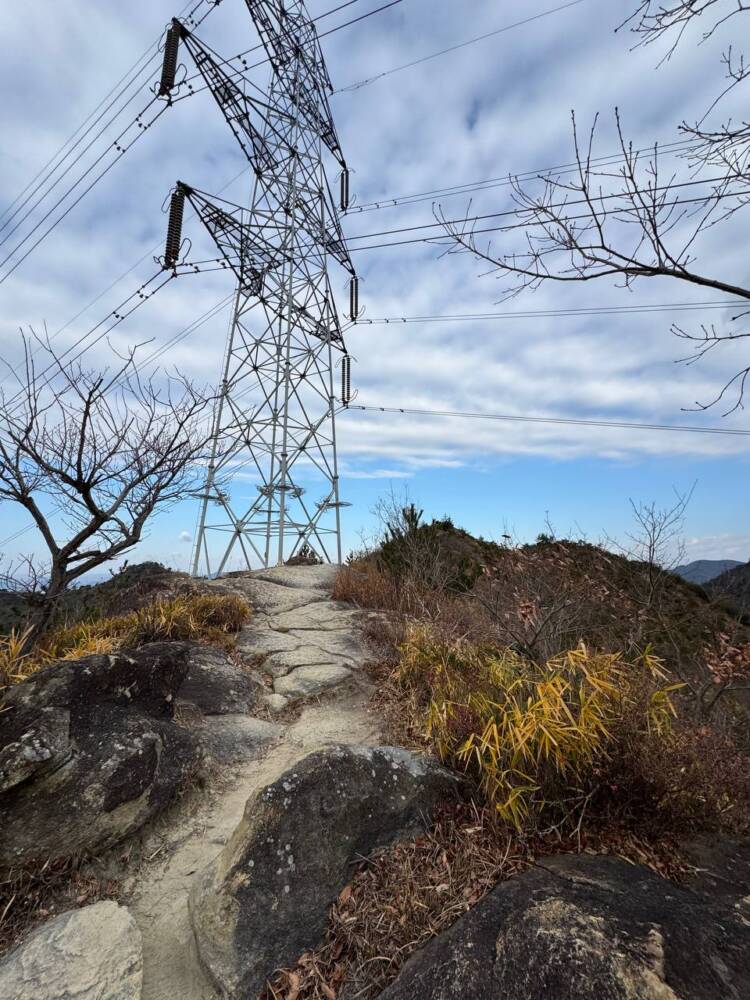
274 663 353 699
249 564 339 591
269 600 361 633
199 715 282 764
222 579 329 617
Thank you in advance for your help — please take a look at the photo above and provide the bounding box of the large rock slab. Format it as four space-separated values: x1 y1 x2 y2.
249 564 339 591
0 643 198 866
189 745 465 998
236 579 328 616
379 844 750 1000
235 626 302 659
179 644 263 715
0 901 142 1000
263 646 354 680
274 662 352 699
199 714 281 764
269 600 361 633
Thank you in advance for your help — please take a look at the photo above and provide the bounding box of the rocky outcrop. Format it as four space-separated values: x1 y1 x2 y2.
0 643 198 866
197 714 281 765
179 644 263 716
0 901 142 1000
189 744 466 998
379 842 750 1000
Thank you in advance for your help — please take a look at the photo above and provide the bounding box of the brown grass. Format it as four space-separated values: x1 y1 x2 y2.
262 802 688 1000
0 858 120 956
332 562 441 618
0 593 251 689
335 537 750 712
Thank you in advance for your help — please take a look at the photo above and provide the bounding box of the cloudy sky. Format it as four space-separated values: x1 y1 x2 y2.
0 0 748 571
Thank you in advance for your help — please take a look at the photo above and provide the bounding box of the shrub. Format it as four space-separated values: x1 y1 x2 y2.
392 624 741 835
334 562 421 614
0 594 250 690
285 543 323 566
598 710 750 836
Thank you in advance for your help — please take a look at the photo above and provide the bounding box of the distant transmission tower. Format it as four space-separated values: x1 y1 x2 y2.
159 1 357 575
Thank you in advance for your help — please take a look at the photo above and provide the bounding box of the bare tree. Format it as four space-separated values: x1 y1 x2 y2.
0 332 215 651
612 485 694 612
439 0 750 411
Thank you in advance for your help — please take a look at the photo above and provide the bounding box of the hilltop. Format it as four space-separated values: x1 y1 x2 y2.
0 562 192 637
674 558 744 585
340 515 750 698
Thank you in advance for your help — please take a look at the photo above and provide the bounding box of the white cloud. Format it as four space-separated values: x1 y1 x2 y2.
0 0 747 565
684 534 750 562
178 531 192 544
344 467 413 480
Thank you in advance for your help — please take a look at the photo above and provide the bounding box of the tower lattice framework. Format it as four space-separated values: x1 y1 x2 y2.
162 1 356 576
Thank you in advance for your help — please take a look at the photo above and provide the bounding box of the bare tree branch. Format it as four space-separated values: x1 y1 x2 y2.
440 2 750 411
0 330 217 650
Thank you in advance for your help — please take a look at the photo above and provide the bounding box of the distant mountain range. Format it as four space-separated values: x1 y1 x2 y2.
673 559 744 585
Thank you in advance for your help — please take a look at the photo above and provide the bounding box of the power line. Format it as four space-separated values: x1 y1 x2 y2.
345 139 698 214
0 0 216 255
4 351 745 552
344 174 732 242
0 98 171 285
173 0 404 103
0 165 249 396
0 1 391 285
346 404 750 437
345 191 747 254
0 0 202 227
335 0 590 93
0 59 159 245
126 293 234 380
5 168 737 400
354 299 746 324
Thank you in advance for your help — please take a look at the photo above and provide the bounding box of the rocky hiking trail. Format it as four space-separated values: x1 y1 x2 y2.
128 564 382 1000
5 562 750 999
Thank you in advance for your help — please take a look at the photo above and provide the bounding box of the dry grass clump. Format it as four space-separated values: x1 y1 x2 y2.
0 593 250 688
390 623 750 839
0 627 36 689
0 858 119 956
263 803 688 1000
396 624 683 833
332 562 443 619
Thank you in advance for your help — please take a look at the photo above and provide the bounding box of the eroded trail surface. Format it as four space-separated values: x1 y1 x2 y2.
127 565 381 1000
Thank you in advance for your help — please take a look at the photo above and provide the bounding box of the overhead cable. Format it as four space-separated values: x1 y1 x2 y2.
346 404 750 437
344 174 733 242
0 0 203 228
345 139 698 214
354 300 747 324
335 0 590 93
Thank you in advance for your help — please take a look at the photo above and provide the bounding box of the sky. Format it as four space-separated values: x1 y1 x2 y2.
0 0 748 574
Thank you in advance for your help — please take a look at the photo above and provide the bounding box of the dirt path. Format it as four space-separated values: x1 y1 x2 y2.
126 565 381 1000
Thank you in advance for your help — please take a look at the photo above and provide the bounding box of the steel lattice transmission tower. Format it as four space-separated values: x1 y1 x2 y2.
159 0 357 575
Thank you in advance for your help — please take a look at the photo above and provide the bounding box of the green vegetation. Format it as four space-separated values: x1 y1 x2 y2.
337 503 750 841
